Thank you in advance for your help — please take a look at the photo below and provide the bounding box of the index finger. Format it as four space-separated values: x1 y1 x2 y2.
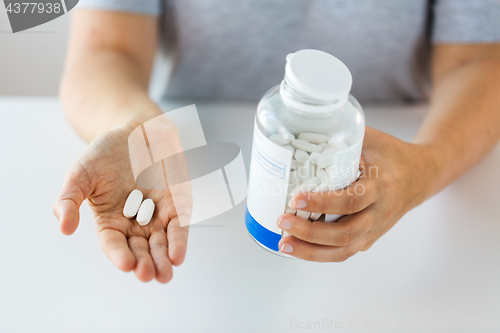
289 177 377 215
278 208 374 246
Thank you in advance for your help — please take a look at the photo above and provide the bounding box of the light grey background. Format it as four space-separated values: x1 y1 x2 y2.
0 5 69 96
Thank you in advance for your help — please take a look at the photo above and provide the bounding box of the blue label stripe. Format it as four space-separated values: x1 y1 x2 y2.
245 208 281 252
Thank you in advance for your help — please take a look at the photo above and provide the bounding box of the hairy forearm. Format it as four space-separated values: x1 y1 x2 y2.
414 58 500 199
60 50 162 142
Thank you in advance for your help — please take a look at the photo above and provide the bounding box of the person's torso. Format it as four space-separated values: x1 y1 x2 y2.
157 0 432 102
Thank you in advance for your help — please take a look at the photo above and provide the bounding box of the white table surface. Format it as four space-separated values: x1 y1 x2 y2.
0 97 499 333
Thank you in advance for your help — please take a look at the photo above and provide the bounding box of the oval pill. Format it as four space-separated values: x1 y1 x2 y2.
316 168 327 181
310 212 322 221
309 182 331 221
269 133 294 145
291 139 323 153
123 189 143 218
309 182 330 220
294 149 309 164
291 159 301 170
325 165 335 176
317 154 336 168
328 137 348 151
291 177 320 196
289 183 317 202
309 152 322 165
298 132 330 144
136 198 155 226
325 214 343 223
301 160 316 179
302 177 321 186
296 210 311 219
289 170 302 186
321 147 338 156
283 145 295 154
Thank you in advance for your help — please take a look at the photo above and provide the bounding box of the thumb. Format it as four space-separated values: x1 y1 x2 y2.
53 161 92 235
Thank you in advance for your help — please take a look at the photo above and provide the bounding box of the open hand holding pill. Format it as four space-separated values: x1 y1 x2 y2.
54 118 189 283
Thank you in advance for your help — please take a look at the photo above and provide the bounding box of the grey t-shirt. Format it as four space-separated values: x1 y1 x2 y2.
78 0 500 103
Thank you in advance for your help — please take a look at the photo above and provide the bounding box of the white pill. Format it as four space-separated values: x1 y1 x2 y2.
289 170 301 186
292 177 320 195
301 160 316 179
328 137 349 151
123 189 143 218
310 212 322 221
269 133 294 145
291 139 323 153
296 210 311 220
314 176 343 222
326 165 338 177
309 183 330 220
136 198 155 226
316 168 327 181
302 177 321 186
290 179 320 200
298 132 330 144
294 149 309 164
325 214 343 223
282 231 292 238
321 147 338 156
286 184 295 204
317 154 336 168
320 143 330 149
335 141 348 151
311 164 317 180
283 145 295 154
309 152 322 165
291 159 301 171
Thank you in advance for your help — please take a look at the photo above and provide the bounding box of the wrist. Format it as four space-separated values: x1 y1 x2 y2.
408 142 446 206
113 100 164 132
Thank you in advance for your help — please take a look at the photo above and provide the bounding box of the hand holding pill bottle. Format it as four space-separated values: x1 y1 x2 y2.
246 49 365 256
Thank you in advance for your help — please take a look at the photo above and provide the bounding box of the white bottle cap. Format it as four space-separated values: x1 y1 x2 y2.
281 49 352 113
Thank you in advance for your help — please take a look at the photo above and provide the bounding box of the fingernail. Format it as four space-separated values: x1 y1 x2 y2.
277 217 291 230
280 242 294 253
292 199 307 209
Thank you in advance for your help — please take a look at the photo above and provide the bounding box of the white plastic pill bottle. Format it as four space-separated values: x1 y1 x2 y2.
245 49 365 256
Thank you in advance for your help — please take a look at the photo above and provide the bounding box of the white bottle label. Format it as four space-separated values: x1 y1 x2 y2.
247 118 293 235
